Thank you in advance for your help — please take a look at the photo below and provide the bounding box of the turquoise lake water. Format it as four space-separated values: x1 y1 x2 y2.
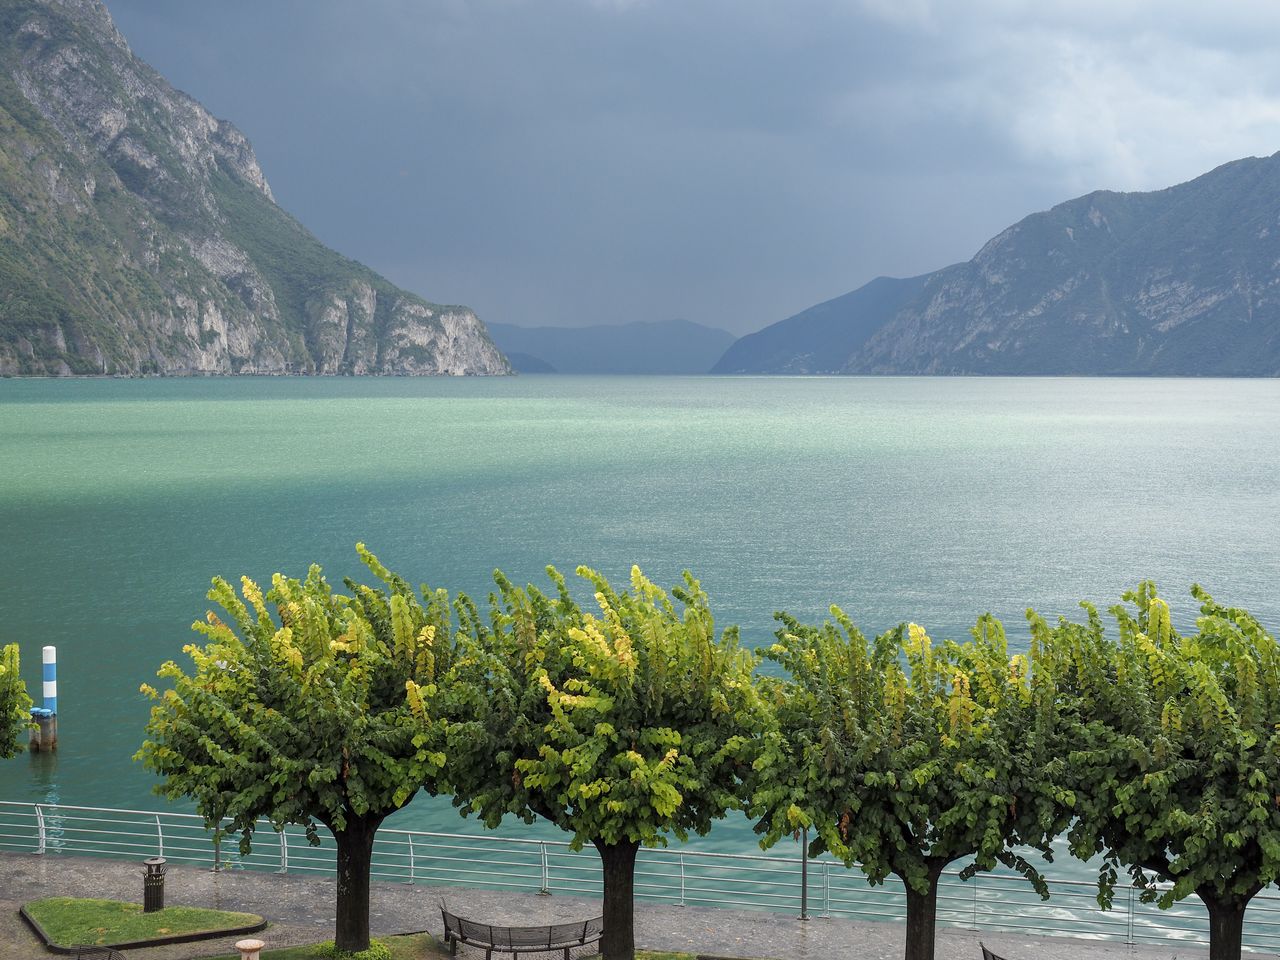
1 375 1278 864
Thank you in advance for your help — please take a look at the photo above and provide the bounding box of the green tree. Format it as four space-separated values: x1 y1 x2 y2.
136 545 460 953
0 643 33 758
747 609 1071 960
1038 583 1280 960
449 565 764 960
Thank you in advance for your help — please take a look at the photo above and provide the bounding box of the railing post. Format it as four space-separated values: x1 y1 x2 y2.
34 804 46 855
277 829 288 874
406 834 416 884
972 872 979 929
538 841 550 895
679 851 686 907
212 830 222 872
799 827 809 920
1126 885 1135 944
155 814 164 858
822 860 830 918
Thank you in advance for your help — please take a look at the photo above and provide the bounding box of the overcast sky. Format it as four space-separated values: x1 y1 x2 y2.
106 0 1280 335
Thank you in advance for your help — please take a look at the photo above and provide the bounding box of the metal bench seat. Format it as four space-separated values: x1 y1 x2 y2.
442 903 603 959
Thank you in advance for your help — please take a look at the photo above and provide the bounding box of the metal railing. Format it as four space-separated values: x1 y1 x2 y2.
4 800 1280 950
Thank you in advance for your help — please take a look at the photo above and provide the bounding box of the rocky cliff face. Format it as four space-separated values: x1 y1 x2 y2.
721 154 1280 376
0 0 510 376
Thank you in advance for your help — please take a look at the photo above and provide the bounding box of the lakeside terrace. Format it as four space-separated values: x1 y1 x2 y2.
0 850 1216 960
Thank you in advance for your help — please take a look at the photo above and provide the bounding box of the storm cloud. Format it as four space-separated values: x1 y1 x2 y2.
107 0 1280 334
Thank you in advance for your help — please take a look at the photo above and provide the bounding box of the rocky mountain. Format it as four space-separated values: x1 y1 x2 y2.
0 0 509 376
719 154 1280 376
711 276 928 374
487 319 735 374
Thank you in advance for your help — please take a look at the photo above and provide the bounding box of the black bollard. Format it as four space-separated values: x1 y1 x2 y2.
143 857 167 912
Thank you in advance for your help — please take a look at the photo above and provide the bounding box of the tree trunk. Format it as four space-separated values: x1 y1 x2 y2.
1203 893 1248 960
902 861 946 960
594 838 641 960
332 812 384 954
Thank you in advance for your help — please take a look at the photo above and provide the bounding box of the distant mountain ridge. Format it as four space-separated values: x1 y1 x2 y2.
488 318 734 374
0 0 509 376
719 154 1280 375
712 275 929 374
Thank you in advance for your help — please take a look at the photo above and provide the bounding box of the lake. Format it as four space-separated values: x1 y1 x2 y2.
2 374 1279 848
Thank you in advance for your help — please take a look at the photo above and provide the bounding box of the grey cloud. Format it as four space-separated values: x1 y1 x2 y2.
104 0 1280 334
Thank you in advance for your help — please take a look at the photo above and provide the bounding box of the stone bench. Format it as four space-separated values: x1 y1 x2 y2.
440 903 604 960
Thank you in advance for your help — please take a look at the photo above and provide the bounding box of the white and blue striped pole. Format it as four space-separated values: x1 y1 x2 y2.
29 645 58 751
42 645 57 715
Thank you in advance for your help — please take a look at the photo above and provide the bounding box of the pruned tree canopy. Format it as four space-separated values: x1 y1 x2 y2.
748 608 1072 960
449 564 766 960
136 545 463 952
1039 583 1280 960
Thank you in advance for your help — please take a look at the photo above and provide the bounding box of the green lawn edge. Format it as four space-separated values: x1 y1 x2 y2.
22 897 266 952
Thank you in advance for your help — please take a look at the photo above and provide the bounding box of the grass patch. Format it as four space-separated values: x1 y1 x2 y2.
24 897 263 948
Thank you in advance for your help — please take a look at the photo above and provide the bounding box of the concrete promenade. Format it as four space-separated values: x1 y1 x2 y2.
0 850 1212 960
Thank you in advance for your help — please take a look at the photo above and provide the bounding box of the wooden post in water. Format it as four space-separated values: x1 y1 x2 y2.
29 646 57 751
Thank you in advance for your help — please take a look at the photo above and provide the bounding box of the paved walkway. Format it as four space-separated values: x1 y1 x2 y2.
0 850 1214 960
